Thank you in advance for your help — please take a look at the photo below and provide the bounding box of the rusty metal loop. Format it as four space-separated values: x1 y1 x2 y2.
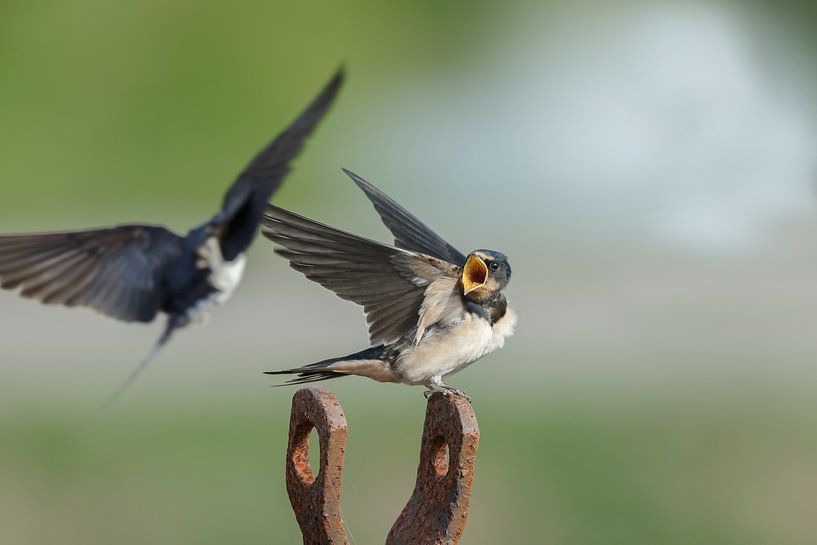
285 387 349 545
386 392 480 545
284 388 479 545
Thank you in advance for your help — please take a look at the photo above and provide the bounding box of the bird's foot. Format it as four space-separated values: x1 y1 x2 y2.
425 379 472 402
424 384 449 399
439 384 472 403
448 389 472 403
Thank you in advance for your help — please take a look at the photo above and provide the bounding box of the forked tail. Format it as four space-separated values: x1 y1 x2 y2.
265 345 393 385
79 317 181 425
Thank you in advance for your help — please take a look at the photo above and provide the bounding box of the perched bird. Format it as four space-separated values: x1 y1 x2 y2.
0 68 344 403
263 168 516 399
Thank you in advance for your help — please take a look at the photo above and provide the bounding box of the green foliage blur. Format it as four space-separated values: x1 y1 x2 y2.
2 1 817 544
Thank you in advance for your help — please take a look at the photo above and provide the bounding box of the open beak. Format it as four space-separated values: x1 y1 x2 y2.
462 254 488 295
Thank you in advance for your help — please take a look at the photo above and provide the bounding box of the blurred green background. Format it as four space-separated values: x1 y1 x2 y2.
2 1 817 543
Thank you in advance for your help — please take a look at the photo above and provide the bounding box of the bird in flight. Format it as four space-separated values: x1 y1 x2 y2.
0 68 344 405
263 168 515 400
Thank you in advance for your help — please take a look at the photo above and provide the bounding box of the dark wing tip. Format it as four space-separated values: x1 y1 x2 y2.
341 167 374 192
299 67 344 125
327 64 346 95
225 67 346 203
339 167 467 266
300 65 345 126
340 167 400 215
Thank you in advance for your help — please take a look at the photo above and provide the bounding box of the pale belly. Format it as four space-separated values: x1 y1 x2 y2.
188 254 246 324
395 308 517 385
209 254 246 304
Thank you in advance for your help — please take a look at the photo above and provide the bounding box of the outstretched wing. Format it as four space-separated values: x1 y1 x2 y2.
214 68 345 261
0 225 183 322
342 168 467 266
262 204 459 345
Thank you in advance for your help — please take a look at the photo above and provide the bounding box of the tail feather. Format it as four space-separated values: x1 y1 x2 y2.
273 371 346 386
74 316 183 430
266 345 393 385
94 319 179 410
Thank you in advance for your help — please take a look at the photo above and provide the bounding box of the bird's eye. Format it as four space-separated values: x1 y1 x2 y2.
489 261 500 271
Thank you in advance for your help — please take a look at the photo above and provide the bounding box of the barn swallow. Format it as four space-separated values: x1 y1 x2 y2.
263 169 516 400
0 68 344 404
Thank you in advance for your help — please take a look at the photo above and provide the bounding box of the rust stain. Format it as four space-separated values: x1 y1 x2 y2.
284 389 479 545
285 387 349 545
386 392 480 545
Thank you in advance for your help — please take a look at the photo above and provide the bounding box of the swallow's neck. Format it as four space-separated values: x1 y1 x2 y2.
464 292 507 325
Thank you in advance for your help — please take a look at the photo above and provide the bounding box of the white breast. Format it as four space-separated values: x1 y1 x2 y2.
196 236 247 304
187 237 248 325
396 306 517 385
209 255 246 304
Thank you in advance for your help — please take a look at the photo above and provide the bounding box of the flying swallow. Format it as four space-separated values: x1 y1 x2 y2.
263 168 516 400
0 68 344 403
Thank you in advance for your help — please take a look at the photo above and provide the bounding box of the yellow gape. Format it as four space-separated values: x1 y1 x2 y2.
462 254 488 295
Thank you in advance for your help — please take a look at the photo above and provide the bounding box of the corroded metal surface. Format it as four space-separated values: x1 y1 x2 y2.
386 393 480 545
285 387 349 545
284 389 479 545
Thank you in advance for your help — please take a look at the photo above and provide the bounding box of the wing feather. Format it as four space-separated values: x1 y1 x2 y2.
42 260 97 305
213 68 345 261
342 169 467 266
263 204 458 345
0 225 183 322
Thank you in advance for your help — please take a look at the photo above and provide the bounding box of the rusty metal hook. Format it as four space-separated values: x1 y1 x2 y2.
284 387 480 545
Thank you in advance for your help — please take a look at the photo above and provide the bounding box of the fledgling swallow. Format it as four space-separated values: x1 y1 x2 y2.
263 169 516 400
0 68 344 403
